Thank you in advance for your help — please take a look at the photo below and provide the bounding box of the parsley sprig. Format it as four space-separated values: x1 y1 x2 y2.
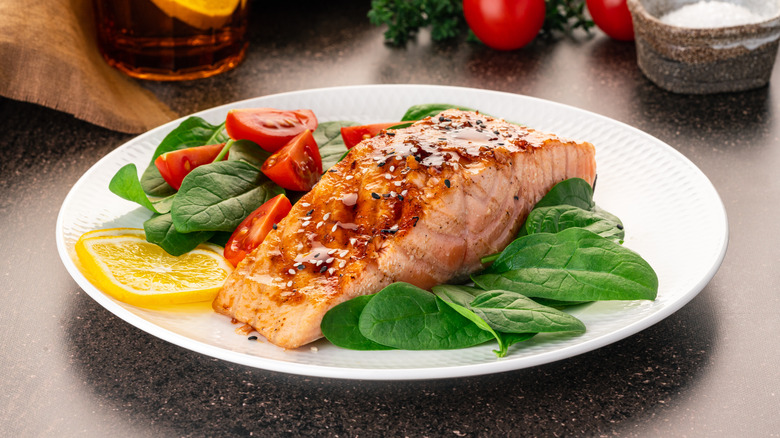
368 0 594 46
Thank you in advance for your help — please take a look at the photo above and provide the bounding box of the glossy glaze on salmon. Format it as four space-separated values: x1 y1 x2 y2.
212 109 596 349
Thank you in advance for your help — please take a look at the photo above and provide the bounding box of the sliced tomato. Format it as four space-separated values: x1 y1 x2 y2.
224 194 292 267
341 122 404 149
154 143 226 190
225 108 318 153
261 129 323 191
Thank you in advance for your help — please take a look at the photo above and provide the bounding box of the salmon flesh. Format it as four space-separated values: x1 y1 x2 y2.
213 109 597 349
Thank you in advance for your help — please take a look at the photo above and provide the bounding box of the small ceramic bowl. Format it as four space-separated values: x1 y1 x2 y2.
627 0 780 94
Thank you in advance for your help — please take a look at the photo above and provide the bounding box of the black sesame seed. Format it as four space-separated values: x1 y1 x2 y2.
307 209 314 216
444 179 451 188
387 132 396 136
319 266 328 273
248 336 258 341
383 193 391 198
514 195 519 200
328 169 338 172
272 223 277 230
377 161 386 167
412 216 420 227
476 120 484 125
493 130 500 135
371 192 380 199
397 195 404 201
297 264 305 270
617 224 624 230
414 155 421 162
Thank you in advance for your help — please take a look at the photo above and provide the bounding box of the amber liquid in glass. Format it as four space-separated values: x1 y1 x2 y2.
93 0 249 81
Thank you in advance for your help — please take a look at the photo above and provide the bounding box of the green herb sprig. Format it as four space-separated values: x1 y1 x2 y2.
368 0 594 46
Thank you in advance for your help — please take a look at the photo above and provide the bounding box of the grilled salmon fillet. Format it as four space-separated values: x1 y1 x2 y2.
213 109 596 349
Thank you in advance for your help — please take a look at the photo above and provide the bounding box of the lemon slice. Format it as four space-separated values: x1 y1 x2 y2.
149 0 241 30
75 229 232 308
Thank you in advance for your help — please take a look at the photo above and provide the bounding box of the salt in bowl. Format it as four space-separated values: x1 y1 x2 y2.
627 0 780 94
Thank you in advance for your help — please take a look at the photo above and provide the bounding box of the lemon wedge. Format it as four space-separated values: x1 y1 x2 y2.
75 229 232 308
149 0 242 30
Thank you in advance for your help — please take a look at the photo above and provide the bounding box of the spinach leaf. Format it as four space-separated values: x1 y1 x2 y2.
524 204 624 241
143 213 215 256
171 160 284 233
321 295 394 350
470 290 585 334
140 117 228 196
472 228 658 302
436 298 513 357
401 104 477 121
108 164 173 214
534 177 595 210
226 139 271 168
207 231 232 248
431 284 482 307
358 283 494 350
312 121 359 171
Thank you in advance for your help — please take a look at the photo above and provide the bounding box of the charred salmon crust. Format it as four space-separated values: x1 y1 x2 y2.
213 109 597 349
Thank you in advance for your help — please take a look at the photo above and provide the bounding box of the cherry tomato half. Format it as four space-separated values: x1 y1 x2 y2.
154 143 226 190
586 0 635 41
341 122 403 149
224 194 292 267
261 129 323 192
463 0 546 51
225 108 318 153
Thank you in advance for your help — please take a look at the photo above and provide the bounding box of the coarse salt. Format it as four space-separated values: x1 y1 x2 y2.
660 1 769 28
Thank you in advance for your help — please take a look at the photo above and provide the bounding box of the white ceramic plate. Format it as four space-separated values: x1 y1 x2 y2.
56 85 728 380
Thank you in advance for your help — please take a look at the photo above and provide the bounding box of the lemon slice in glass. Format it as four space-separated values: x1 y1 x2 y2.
149 0 241 30
75 229 233 308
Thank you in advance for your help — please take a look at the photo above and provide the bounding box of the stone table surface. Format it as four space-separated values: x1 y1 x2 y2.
2 1 779 436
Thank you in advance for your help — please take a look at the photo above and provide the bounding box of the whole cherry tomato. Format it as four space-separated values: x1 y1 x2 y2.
224 194 293 267
463 0 546 51
154 143 226 190
261 129 323 192
225 108 318 153
586 0 635 41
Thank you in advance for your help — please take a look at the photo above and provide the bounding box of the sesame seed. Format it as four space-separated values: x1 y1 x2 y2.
288 269 296 275
401 190 408 196
390 191 397 197
339 260 347 268
317 221 324 228
390 166 395 172
323 213 331 221
371 192 380 199
302 216 312 221
390 225 399 231
345 175 354 180
385 174 392 180
617 224 624 230
272 223 277 230
397 195 404 201
339 249 349 257
286 281 293 287
394 181 402 187
301 202 311 207
316 260 323 266
377 161 386 167
326 257 334 264
307 209 314 216
327 248 337 255
297 264 306 270
319 266 328 273
331 224 338 232
302 221 311 227
248 336 258 341
328 268 335 275
349 238 357 245
444 179 451 188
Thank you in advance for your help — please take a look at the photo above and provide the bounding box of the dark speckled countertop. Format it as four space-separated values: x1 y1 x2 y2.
2 1 779 436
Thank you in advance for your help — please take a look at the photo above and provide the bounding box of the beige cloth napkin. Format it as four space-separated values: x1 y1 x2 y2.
0 0 177 133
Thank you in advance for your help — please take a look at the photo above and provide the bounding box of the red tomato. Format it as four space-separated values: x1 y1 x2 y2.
341 122 403 149
261 129 323 191
225 108 318 153
463 0 546 51
154 143 226 190
586 0 635 41
224 194 292 267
